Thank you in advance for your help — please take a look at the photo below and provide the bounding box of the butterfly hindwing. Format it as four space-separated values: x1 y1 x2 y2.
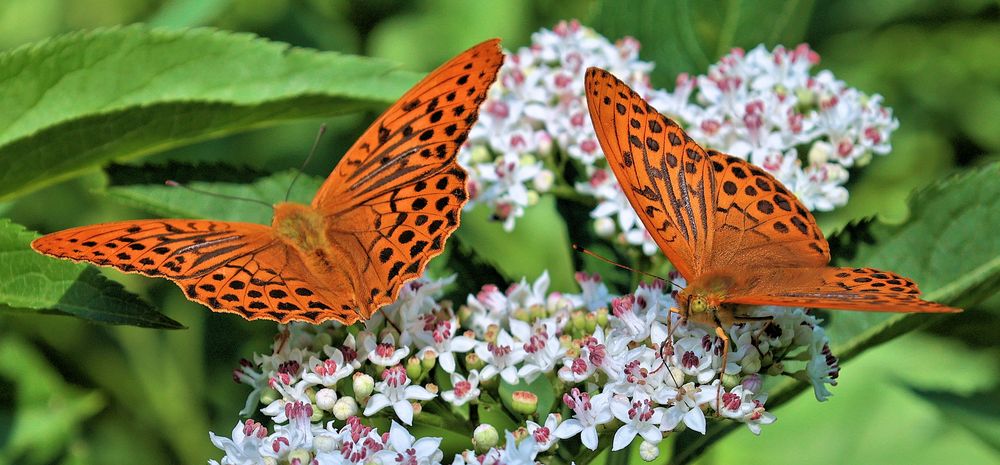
706 150 830 270
315 39 503 318
725 267 960 313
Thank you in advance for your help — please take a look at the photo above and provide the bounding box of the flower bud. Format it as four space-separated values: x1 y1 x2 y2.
484 324 499 344
406 356 423 380
854 150 873 167
595 307 609 327
511 391 538 415
741 374 763 393
639 439 660 461
767 361 784 376
529 304 547 321
465 353 485 371
457 305 473 324
259 387 279 406
312 332 333 351
287 448 311 465
526 190 540 206
594 217 616 238
311 404 325 422
316 388 338 411
421 349 437 371
533 170 554 192
314 434 337 453
352 373 374 398
583 312 597 333
333 396 359 420
808 141 832 166
722 372 741 389
570 310 585 330
512 307 531 322
741 351 762 373
473 424 499 453
795 87 816 112
470 145 491 163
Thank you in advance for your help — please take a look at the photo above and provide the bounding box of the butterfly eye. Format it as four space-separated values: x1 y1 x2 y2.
690 296 708 314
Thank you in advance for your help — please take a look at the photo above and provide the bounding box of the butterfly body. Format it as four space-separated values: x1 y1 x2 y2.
32 40 504 325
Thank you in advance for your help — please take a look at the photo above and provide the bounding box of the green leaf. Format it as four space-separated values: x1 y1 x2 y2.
671 162 1000 464
104 170 320 223
0 25 421 202
592 0 815 85
456 196 577 292
0 219 182 329
906 385 1000 454
0 335 105 465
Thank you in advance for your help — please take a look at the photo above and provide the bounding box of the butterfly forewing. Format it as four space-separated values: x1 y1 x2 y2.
31 220 351 323
585 67 716 279
316 39 504 318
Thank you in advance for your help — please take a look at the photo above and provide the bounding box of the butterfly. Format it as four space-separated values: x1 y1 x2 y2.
583 67 961 370
31 40 504 325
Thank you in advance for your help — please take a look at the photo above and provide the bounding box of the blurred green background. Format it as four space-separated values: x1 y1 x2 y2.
0 1 998 464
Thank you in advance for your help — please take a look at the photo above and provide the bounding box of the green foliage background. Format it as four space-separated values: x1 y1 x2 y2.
0 1 997 464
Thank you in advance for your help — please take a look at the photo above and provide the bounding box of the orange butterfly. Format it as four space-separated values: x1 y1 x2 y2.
32 40 504 325
584 67 960 369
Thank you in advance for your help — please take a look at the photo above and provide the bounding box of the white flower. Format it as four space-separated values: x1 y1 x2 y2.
806 325 839 401
658 382 717 434
302 351 354 387
373 421 444 465
501 431 539 465
414 316 476 373
363 365 436 425
525 413 561 452
515 319 566 383
610 392 666 450
554 388 613 450
441 370 481 407
671 331 718 384
209 420 267 465
364 334 411 367
262 402 315 459
476 329 526 385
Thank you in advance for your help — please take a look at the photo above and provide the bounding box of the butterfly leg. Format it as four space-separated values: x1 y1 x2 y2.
714 325 730 413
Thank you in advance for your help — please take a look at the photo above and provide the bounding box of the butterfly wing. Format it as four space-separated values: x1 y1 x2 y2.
585 68 831 278
32 220 351 323
724 267 961 313
312 39 504 319
585 67 713 279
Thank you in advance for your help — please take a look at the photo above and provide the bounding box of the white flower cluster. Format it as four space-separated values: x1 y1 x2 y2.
459 19 671 231
660 43 898 212
460 20 898 256
211 272 840 464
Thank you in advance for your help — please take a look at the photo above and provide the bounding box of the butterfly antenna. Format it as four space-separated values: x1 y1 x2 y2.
285 124 328 202
165 180 273 210
571 244 684 289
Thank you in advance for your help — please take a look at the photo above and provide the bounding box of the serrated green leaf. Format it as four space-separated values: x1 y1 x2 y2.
592 0 814 85
0 219 182 328
671 163 1000 464
0 25 421 201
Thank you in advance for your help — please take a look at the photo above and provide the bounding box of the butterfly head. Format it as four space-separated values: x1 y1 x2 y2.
676 273 740 327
